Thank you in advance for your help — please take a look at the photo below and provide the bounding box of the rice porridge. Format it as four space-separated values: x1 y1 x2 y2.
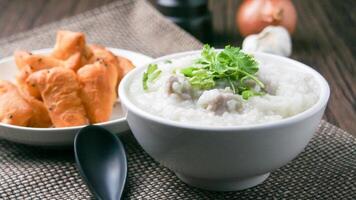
128 47 320 126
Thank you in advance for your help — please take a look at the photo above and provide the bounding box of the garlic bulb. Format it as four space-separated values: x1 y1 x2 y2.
242 26 292 57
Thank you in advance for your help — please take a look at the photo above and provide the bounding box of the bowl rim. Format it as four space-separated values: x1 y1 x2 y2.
0 47 152 131
119 50 330 131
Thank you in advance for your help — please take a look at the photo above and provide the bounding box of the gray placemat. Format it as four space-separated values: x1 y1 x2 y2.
0 0 355 199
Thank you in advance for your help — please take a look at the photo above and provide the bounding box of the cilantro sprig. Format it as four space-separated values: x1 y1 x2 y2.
143 64 161 91
181 45 265 99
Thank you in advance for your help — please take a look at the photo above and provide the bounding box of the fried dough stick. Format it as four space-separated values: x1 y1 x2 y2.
52 30 93 71
27 68 89 127
15 50 82 71
87 45 119 98
117 55 135 80
0 80 33 126
21 91 52 128
15 51 81 99
0 80 51 127
88 45 135 84
77 62 117 123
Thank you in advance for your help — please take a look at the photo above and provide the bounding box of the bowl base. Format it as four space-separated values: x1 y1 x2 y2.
175 172 270 191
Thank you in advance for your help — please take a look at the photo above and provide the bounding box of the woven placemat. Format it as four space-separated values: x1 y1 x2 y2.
0 0 355 199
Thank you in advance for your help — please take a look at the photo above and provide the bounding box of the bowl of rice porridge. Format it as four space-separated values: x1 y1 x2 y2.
119 45 330 191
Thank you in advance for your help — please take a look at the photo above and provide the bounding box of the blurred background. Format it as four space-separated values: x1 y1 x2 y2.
0 0 354 135
0 0 353 49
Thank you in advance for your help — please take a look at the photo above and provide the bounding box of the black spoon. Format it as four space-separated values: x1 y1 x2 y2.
74 125 127 200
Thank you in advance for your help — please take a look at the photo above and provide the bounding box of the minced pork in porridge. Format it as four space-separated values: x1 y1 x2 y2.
128 45 320 126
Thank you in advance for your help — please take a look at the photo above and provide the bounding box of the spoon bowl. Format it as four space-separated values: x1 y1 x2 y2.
74 125 127 200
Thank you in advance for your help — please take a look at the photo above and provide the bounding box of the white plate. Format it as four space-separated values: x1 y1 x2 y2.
0 48 153 146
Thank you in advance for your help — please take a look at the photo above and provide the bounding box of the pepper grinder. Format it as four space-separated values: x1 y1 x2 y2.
152 0 212 43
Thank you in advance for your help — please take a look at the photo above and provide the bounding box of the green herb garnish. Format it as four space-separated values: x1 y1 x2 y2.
241 90 264 100
164 60 172 64
180 44 265 100
143 64 161 91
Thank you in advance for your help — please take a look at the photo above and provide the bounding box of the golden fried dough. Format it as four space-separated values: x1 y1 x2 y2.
27 68 89 127
15 50 59 97
15 51 63 70
87 45 134 86
88 45 119 97
14 50 82 99
16 65 41 99
52 30 86 59
19 91 52 128
77 62 117 123
15 50 82 71
52 30 92 71
117 55 135 81
65 52 82 71
15 51 63 99
7 30 136 128
0 80 33 126
14 51 31 70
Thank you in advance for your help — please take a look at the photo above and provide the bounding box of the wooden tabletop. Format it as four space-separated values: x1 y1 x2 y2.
0 0 354 135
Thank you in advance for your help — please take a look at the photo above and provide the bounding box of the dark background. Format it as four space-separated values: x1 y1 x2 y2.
0 0 354 135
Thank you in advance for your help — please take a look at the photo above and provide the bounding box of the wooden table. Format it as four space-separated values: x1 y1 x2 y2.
0 0 354 135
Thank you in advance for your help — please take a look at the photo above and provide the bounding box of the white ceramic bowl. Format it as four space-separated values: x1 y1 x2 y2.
0 48 152 146
119 51 330 191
